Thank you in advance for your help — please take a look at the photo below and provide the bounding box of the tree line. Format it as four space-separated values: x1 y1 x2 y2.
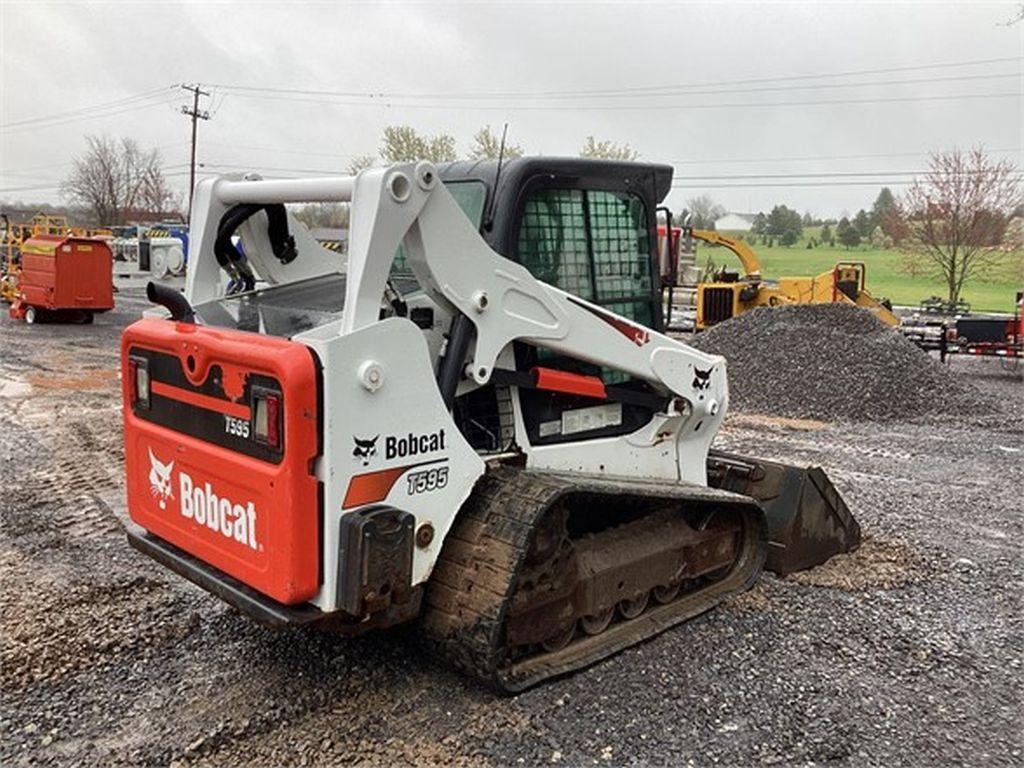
50 135 1024 305
690 148 1021 304
57 126 638 226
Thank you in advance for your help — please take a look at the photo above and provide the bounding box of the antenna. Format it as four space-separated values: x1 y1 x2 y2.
485 123 509 230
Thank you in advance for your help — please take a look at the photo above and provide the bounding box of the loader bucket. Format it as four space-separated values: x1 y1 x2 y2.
706 450 860 574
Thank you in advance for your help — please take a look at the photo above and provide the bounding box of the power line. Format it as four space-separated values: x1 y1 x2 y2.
671 177 1023 189
0 95 176 134
668 147 1022 165
210 55 1023 100
200 141 359 160
223 90 1020 112
673 168 1017 181
199 162 348 176
0 86 177 129
213 72 1021 104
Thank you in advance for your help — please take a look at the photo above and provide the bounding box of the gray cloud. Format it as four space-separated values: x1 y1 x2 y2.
2 1 1021 218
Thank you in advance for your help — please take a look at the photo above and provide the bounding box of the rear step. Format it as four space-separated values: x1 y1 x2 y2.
127 528 325 628
706 450 861 575
420 465 766 693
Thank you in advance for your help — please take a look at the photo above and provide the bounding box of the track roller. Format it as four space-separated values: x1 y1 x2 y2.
421 465 766 692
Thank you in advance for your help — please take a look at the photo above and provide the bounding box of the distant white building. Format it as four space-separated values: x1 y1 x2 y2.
714 212 755 232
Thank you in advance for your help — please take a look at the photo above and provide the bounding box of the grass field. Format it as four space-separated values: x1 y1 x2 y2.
710 233 1023 313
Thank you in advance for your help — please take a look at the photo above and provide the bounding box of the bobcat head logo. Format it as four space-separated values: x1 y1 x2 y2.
692 367 713 392
352 435 379 466
148 448 175 510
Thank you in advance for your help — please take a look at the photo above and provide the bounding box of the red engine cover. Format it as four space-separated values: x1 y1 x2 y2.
122 317 320 605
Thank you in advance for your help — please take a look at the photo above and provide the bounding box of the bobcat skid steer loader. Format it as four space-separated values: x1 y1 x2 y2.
122 158 859 691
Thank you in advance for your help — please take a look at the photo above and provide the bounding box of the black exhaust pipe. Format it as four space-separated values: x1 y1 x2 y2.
147 281 195 324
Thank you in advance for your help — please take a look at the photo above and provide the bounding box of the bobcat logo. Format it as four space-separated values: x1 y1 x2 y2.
148 448 175 510
692 367 713 392
352 435 379 466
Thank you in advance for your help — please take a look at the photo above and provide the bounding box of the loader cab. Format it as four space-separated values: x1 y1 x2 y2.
434 157 670 334
430 158 673 450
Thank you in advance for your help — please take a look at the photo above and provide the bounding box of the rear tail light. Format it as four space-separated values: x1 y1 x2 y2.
128 356 150 408
252 390 282 449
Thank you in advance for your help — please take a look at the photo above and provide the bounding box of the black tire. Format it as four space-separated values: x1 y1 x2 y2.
24 306 37 324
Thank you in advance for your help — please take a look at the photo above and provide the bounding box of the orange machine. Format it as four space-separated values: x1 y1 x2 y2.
9 234 114 323
122 316 321 605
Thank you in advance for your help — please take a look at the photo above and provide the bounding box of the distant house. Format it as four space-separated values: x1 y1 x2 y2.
714 213 755 232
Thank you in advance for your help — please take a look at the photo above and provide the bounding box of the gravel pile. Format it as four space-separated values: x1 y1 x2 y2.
691 303 994 422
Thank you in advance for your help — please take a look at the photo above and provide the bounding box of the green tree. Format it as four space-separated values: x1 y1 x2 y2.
871 187 895 229
579 136 639 161
468 125 523 160
380 125 457 163
853 209 873 238
766 204 802 246
820 223 833 245
750 212 768 235
837 217 861 249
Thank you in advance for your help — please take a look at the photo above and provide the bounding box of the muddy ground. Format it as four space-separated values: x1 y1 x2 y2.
2 290 1022 766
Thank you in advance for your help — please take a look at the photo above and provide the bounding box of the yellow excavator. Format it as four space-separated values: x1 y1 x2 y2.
684 227 898 330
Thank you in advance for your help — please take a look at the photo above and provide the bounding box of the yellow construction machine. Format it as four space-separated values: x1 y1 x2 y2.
687 227 898 330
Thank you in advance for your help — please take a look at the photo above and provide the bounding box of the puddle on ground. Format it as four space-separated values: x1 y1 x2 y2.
0 375 33 398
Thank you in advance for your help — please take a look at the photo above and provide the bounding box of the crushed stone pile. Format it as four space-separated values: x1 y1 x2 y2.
690 303 994 422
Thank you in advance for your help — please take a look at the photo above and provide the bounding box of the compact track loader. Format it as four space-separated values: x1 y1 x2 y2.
122 158 859 691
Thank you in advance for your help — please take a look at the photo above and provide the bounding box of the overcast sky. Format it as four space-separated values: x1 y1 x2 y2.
1 1 1021 218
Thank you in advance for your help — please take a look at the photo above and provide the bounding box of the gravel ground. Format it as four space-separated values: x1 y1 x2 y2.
1 291 1022 766
691 304 997 423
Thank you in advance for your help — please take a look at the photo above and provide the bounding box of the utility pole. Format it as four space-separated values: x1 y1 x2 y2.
180 84 210 220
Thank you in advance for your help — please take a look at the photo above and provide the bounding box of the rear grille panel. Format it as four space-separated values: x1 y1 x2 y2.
702 287 734 326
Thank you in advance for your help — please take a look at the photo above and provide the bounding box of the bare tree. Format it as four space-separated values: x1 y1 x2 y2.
346 155 376 175
380 125 457 163
900 147 1020 304
686 194 726 229
468 126 523 160
292 202 349 229
61 136 179 224
579 136 639 161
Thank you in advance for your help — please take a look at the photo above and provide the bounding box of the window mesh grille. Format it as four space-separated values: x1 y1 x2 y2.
517 187 653 328
517 189 593 299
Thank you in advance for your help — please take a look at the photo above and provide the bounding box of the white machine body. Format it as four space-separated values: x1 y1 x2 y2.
176 163 728 613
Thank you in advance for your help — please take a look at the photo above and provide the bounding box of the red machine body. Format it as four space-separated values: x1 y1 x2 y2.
11 234 114 321
122 318 321 605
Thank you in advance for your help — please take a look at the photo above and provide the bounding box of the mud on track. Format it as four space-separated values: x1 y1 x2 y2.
2 292 1022 766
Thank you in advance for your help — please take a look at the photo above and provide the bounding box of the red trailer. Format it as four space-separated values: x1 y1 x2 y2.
9 234 114 324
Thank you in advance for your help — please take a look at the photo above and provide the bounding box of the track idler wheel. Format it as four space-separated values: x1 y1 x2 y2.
580 608 614 636
541 623 576 652
617 592 649 620
652 582 681 604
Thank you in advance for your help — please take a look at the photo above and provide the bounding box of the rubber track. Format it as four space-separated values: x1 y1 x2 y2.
421 465 766 692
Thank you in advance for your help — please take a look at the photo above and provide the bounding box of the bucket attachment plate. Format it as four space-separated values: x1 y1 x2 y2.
706 450 860 574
